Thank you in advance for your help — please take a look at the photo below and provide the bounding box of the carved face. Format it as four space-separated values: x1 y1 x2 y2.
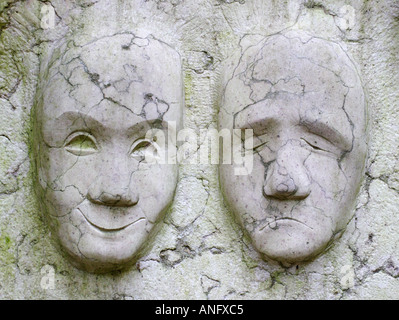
219 32 367 265
34 35 183 273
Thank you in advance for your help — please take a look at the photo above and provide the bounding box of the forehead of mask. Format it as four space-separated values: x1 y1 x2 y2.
39 34 182 131
221 33 365 137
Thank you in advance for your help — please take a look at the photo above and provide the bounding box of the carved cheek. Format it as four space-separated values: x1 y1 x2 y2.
42 147 97 215
135 163 178 223
304 152 349 203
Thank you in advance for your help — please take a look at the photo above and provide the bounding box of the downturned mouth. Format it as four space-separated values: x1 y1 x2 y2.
260 217 313 232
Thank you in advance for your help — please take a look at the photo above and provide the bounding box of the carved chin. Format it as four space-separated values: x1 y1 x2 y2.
251 218 335 265
55 208 152 273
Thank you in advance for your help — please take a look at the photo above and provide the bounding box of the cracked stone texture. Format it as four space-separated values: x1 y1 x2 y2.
32 34 183 273
0 0 398 299
32 33 183 273
219 29 367 266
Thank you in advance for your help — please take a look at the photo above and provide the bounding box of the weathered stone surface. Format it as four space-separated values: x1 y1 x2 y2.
0 0 398 299
219 30 367 265
32 34 183 273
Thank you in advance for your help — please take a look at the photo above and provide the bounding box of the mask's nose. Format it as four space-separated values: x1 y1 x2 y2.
87 155 139 207
263 147 311 200
87 187 138 207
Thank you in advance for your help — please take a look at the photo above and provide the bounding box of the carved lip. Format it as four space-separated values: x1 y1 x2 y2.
77 208 145 232
260 217 313 232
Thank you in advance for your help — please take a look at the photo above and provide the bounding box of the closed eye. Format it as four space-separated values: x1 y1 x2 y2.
253 140 268 151
301 138 325 151
245 139 268 153
300 136 341 157
242 132 268 153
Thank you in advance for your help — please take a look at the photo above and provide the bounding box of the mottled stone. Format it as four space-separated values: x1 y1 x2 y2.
0 0 398 300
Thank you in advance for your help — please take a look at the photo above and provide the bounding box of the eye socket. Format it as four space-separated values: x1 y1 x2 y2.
64 132 98 156
130 138 160 164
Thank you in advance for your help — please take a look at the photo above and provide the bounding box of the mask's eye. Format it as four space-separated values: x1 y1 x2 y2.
301 138 324 151
64 132 98 156
130 139 160 164
238 130 267 154
300 135 338 156
244 135 269 153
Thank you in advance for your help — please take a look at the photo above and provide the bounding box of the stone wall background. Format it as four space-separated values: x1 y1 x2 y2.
0 0 398 299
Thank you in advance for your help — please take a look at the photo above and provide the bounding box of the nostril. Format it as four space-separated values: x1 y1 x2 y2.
276 179 296 194
263 181 310 200
291 189 310 200
263 162 311 200
264 183 296 199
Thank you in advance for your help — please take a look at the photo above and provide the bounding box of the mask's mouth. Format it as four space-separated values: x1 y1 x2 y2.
78 208 145 232
259 217 314 232
77 200 146 232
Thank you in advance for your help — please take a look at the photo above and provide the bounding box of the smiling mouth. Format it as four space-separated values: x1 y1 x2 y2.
260 217 313 232
77 208 145 232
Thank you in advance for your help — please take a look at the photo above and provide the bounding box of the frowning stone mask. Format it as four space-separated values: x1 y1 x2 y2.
219 31 367 266
32 34 183 273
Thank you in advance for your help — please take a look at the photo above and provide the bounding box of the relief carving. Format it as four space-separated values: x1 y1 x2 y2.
219 30 367 265
32 34 183 273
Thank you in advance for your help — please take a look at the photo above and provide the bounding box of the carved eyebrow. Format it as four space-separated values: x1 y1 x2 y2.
42 111 103 147
233 107 352 151
54 111 104 130
233 103 281 134
54 111 169 132
234 115 279 137
299 117 352 151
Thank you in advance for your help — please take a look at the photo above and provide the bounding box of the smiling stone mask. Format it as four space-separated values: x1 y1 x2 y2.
219 30 367 265
32 34 183 273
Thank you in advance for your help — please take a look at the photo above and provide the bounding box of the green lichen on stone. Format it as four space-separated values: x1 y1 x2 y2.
0 0 13 10
0 230 16 275
183 69 194 106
